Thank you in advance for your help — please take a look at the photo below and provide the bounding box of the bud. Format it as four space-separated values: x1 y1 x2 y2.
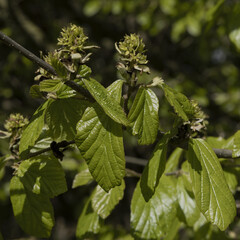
4 113 29 133
57 24 88 53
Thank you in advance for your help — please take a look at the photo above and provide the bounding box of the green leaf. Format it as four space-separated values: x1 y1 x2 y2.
10 176 54 238
164 219 181 240
187 138 236 230
76 198 101 239
0 231 3 240
16 155 67 198
206 136 226 149
131 175 177 239
83 0 101 17
76 81 125 192
72 161 93 188
229 28 240 52
223 169 238 194
77 65 92 78
82 78 128 126
46 98 89 141
233 130 240 158
56 84 76 99
91 181 125 219
128 87 159 145
177 176 200 226
29 85 44 98
165 148 183 172
140 134 169 201
39 79 64 92
19 100 50 158
160 82 195 121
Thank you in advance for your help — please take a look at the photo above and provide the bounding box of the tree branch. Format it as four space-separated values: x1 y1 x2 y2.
213 148 233 159
64 80 94 101
0 31 57 75
27 140 75 159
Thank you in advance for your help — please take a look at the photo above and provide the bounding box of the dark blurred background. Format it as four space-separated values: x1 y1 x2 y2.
0 0 240 239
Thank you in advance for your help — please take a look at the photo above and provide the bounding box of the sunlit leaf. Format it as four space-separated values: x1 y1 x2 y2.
76 80 125 191
187 138 236 230
229 28 240 52
128 87 159 145
91 181 125 219
10 176 54 238
76 198 101 239
131 175 177 239
72 161 93 188
233 130 240 158
19 100 51 158
82 78 128 126
39 79 64 92
16 155 67 198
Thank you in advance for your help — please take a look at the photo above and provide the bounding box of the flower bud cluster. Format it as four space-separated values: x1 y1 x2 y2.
115 34 149 76
35 24 97 82
4 113 29 133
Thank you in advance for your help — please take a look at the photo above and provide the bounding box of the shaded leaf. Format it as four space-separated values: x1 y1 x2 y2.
82 78 128 126
159 82 195 121
76 198 101 239
91 181 125 219
29 85 44 99
19 100 51 158
131 175 177 240
46 98 89 141
128 87 159 145
76 81 125 192
187 138 236 230
177 176 200 226
10 176 54 238
165 148 183 172
140 134 169 201
17 155 67 198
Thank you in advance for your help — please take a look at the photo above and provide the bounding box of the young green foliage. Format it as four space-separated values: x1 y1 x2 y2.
2 23 240 240
187 138 236 230
19 100 51 158
140 134 169 201
131 175 178 239
82 78 129 126
91 181 125 219
76 80 125 191
128 87 159 145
